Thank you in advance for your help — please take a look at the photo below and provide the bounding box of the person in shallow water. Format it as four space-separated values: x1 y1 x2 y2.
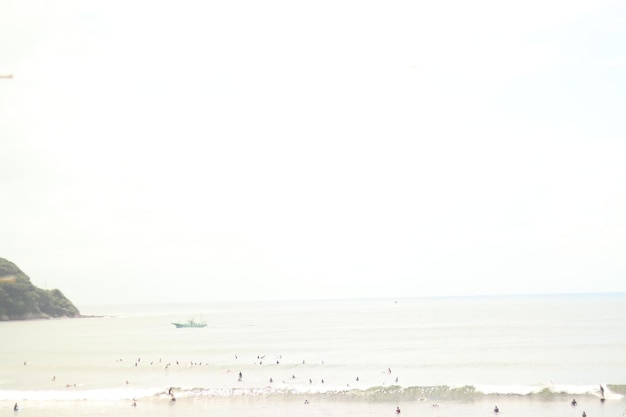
395 406 401 414
572 399 578 406
494 406 499 413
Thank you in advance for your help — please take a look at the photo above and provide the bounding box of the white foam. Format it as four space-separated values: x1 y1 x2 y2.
474 384 623 400
0 387 163 401
475 384 545 395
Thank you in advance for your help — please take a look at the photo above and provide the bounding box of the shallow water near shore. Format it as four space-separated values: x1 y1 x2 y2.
1 294 625 417
1 393 624 417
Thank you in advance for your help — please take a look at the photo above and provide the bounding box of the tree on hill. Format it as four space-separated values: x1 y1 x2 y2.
0 257 80 320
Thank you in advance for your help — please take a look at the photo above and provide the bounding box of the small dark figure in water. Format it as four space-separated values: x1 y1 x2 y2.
600 385 605 399
13 403 18 411
572 399 578 406
395 406 401 414
582 411 586 417
494 406 499 413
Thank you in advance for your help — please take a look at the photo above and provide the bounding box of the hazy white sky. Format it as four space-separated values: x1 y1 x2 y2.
1 0 625 307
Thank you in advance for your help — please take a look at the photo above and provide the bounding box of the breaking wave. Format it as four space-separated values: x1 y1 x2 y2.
2 384 622 402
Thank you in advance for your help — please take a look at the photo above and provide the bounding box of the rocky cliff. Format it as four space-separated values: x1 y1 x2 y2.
0 257 80 320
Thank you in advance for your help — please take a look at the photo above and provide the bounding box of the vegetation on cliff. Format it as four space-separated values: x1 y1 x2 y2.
0 257 80 320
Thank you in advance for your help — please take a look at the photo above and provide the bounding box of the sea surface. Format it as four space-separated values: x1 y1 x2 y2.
1 294 625 417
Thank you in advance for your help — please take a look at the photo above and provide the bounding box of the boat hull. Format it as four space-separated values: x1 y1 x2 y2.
171 320 207 328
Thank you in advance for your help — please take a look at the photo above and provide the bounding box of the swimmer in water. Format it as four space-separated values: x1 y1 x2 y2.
494 406 499 413
395 406 401 414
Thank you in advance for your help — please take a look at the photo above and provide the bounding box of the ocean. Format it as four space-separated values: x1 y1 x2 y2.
1 294 625 417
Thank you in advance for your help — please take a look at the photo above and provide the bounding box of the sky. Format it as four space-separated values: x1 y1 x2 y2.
1 0 625 307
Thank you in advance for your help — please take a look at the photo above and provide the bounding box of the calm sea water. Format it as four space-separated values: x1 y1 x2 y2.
1 294 625 417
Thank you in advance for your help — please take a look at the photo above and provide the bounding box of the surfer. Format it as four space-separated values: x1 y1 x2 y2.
600 385 605 399
494 406 499 413
13 403 18 411
572 399 578 406
395 406 401 414
582 412 586 417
